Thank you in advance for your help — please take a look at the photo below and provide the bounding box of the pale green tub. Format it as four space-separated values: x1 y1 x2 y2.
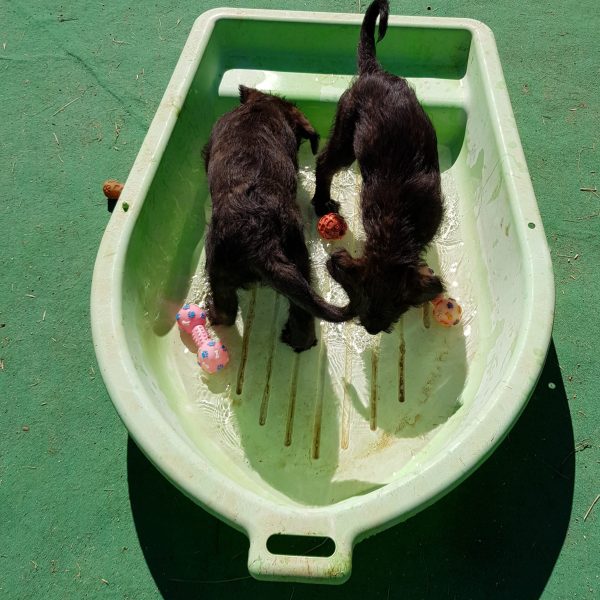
91 8 554 584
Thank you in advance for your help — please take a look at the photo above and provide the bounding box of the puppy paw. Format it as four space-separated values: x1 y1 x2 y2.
311 195 341 218
281 322 318 353
207 304 236 327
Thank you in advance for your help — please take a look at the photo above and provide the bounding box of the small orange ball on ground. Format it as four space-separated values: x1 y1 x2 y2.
431 296 463 327
317 212 348 240
103 179 124 200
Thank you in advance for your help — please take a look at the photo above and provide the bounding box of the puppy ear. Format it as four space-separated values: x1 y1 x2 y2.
421 274 444 303
239 85 251 103
410 265 444 305
201 141 211 168
290 107 320 154
239 85 264 104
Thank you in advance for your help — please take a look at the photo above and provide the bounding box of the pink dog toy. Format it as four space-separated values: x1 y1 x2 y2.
176 303 230 374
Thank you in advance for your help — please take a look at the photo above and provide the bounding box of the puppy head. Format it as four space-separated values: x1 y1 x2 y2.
327 250 443 335
238 85 319 154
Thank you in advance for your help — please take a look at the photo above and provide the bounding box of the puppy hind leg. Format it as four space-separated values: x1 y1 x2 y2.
280 239 318 352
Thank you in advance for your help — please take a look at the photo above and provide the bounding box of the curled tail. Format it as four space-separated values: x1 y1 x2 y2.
263 254 351 323
358 0 389 75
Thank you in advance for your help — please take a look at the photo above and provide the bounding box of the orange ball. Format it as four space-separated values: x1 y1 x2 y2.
317 212 348 240
102 179 124 200
431 296 463 327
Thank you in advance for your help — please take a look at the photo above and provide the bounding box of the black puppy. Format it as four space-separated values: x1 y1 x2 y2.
203 86 350 352
312 0 444 335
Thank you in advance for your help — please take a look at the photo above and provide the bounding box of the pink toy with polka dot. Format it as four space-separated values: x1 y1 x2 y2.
176 303 230 374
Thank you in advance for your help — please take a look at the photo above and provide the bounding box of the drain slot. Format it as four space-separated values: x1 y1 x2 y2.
267 534 335 557
236 288 257 395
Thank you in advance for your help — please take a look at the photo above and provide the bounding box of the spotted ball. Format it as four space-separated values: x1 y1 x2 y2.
317 212 348 240
431 296 463 327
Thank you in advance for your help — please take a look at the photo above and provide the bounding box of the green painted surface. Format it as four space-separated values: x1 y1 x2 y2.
1 1 598 598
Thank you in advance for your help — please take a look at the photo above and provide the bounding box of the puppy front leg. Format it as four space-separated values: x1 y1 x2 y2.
312 94 357 217
207 280 238 327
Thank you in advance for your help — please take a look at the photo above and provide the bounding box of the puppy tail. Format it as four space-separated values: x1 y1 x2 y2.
358 0 389 75
264 255 351 323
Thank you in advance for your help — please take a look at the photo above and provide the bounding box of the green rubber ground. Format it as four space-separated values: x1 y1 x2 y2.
1 1 599 598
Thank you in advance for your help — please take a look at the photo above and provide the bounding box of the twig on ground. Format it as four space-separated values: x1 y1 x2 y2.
52 90 86 116
583 494 600 521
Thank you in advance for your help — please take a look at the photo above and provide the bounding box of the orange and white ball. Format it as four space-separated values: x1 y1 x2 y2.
431 296 462 327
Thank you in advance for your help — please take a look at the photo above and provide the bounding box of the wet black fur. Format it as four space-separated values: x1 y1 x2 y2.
203 86 350 352
312 0 445 335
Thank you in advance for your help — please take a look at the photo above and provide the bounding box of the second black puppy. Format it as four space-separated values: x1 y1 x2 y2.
312 0 444 335
203 86 350 352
